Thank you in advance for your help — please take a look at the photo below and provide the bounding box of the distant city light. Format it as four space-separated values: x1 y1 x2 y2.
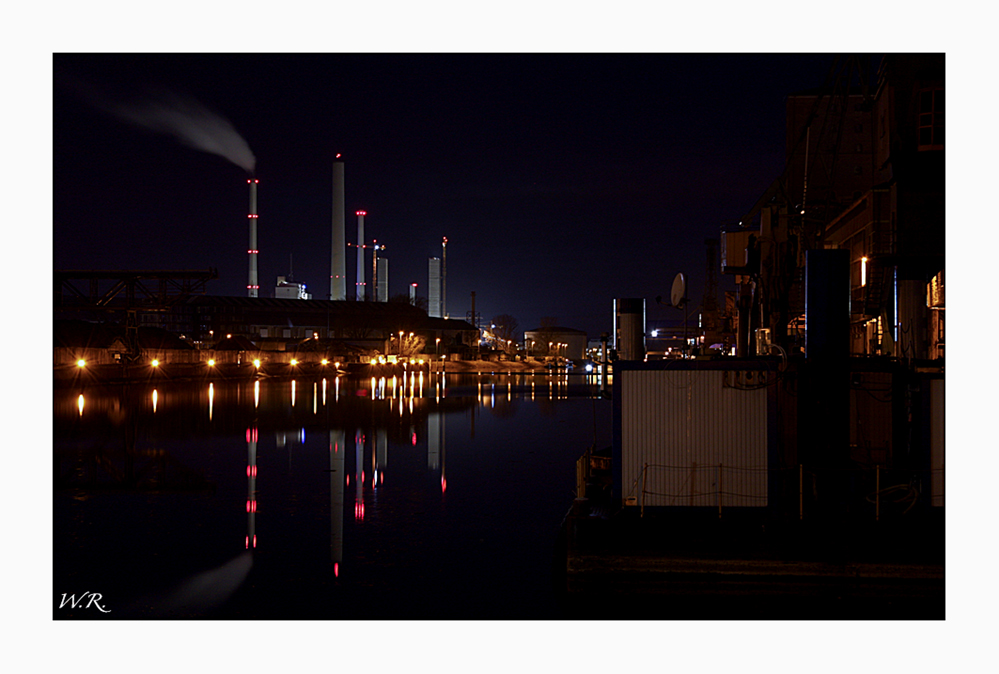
151 359 160 367
77 359 86 368
207 359 215 367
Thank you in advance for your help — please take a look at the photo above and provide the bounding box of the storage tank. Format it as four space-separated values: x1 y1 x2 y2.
614 298 646 361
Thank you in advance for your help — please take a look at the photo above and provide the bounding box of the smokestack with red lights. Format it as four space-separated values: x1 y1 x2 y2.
330 155 346 301
356 211 366 301
247 178 260 297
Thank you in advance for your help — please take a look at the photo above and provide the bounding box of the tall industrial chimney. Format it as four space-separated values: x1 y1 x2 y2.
356 211 366 301
330 155 346 301
376 256 388 302
429 258 442 318
247 178 259 297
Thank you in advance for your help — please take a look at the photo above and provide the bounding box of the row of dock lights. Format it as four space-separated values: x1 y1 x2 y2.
76 357 340 370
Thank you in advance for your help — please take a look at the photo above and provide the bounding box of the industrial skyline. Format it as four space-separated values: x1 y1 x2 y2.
50 53 880 338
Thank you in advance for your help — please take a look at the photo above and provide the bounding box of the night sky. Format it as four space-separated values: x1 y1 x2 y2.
53 53 854 337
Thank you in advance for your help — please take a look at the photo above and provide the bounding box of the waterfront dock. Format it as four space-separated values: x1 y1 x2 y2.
558 500 944 619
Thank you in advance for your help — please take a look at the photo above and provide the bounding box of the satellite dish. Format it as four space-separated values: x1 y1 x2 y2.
670 273 686 307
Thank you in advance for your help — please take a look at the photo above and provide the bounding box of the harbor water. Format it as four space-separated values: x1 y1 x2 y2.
53 371 613 619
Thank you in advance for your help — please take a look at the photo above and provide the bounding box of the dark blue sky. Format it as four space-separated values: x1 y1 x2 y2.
53 53 858 337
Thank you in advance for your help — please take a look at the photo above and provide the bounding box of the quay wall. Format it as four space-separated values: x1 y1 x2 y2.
54 347 551 385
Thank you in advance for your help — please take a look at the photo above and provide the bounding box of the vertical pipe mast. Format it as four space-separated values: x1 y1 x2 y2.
356 211 366 301
372 242 380 301
442 236 448 318
248 178 259 297
330 154 346 301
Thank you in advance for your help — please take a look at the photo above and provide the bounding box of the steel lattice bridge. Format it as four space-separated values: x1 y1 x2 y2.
54 269 219 311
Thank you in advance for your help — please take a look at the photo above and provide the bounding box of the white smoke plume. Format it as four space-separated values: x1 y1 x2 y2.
74 80 256 173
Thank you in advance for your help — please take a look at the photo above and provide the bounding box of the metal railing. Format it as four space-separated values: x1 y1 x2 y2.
630 462 944 519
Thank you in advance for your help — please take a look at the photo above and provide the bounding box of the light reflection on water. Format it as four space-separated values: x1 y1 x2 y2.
54 372 612 619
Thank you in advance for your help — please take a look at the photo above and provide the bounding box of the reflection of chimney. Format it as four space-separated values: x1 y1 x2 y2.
428 412 440 470
329 430 344 575
354 430 365 520
376 429 388 475
330 155 346 300
246 426 258 550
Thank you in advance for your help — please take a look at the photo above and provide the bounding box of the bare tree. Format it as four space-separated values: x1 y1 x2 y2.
491 314 519 354
390 293 428 313
536 316 558 356
391 332 426 358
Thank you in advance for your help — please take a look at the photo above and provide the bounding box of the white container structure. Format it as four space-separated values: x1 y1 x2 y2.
614 361 776 509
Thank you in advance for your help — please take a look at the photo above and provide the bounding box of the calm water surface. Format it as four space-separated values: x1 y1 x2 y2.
54 371 612 619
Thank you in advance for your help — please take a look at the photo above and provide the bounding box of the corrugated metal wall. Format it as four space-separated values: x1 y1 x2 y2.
619 368 769 507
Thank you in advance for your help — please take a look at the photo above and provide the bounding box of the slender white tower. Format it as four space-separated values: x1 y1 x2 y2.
442 236 448 318
330 155 346 300
247 178 259 297
429 258 441 318
355 211 366 301
377 257 388 302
